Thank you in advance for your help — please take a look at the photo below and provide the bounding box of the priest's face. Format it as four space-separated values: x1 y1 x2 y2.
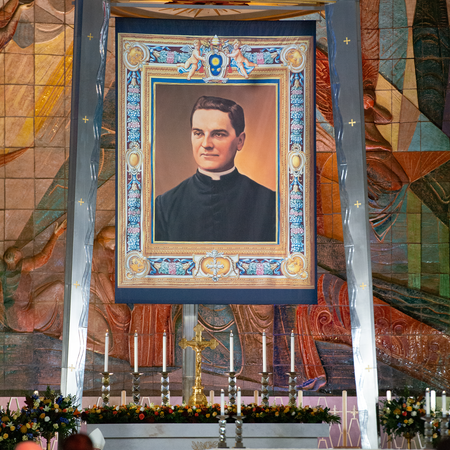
191 109 245 172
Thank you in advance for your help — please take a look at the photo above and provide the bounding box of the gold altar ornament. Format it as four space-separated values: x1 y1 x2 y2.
179 324 218 406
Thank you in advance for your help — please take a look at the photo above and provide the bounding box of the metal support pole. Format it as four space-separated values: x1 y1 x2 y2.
326 0 379 448
60 0 110 404
182 304 199 403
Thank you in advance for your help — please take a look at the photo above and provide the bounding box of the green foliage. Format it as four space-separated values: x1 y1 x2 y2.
81 403 340 425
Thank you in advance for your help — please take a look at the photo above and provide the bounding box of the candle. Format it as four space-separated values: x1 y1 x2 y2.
254 390 258 405
290 330 295 372
431 390 436 412
134 331 138 373
121 390 126 405
104 331 109 372
426 388 430 416
443 391 447 417
230 331 234 372
163 330 167 372
237 387 241 415
386 390 391 402
220 389 225 415
262 331 267 372
209 390 214 405
297 390 303 408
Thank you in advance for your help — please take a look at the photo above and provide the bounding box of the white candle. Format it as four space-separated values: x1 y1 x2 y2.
426 388 430 416
121 390 126 405
386 390 391 402
431 390 436 412
209 390 214 405
163 330 167 372
237 388 241 415
104 331 109 372
262 331 267 372
134 331 138 373
220 389 225 415
443 391 447 417
254 390 258 405
230 331 234 372
297 390 303 408
290 331 295 372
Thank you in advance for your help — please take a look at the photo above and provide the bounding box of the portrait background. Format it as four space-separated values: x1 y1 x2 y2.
154 83 277 196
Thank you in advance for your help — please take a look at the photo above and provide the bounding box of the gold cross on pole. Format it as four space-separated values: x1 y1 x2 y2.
179 324 218 406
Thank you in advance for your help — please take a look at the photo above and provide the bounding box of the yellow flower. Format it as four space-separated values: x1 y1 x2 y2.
206 414 210 418
1 416 8 423
9 426 15 431
40 413 45 419
433 434 438 439
20 426 28 434
275 412 279 416
212 412 217 417
3 434 8 439
393 409 401 415
406 406 412 411
188 409 193 413
26 423 31 429
404 420 408 424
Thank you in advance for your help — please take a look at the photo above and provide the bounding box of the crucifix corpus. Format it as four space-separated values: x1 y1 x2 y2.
179 324 218 406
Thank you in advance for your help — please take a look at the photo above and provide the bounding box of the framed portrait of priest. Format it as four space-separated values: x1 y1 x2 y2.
116 19 317 305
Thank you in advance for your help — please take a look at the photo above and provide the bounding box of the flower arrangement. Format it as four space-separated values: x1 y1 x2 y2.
379 394 427 440
81 403 340 425
0 387 80 450
0 408 40 450
25 386 80 443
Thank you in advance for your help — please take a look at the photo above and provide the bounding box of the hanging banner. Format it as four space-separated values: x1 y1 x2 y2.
116 18 316 304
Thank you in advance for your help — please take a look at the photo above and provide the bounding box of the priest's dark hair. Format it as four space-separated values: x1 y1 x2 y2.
190 95 245 136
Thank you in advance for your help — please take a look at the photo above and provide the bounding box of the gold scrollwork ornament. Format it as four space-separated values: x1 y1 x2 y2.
126 251 149 279
280 44 307 73
193 250 238 282
281 253 308 280
126 149 143 173
289 150 306 175
123 41 150 70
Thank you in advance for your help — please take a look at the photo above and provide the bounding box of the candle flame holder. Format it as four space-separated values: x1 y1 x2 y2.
101 372 113 406
131 372 143 404
259 372 271 407
232 415 246 448
218 414 229 448
228 371 236 405
286 372 297 407
161 371 170 406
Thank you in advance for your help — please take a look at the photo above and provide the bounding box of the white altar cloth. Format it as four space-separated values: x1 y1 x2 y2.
86 423 329 450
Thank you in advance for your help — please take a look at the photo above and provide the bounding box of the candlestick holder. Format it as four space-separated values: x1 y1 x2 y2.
441 416 449 440
232 415 246 448
160 370 170 406
131 371 143 404
101 372 112 406
259 372 271 407
286 372 297 407
228 371 236 405
423 415 434 449
218 414 229 448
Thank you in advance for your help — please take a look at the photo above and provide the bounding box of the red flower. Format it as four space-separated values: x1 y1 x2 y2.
402 411 407 416
169 409 173 414
195 413 199 417
113 411 118 415
139 413 145 420
155 411 159 416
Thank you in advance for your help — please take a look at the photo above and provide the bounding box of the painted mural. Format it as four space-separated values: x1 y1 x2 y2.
1 0 450 397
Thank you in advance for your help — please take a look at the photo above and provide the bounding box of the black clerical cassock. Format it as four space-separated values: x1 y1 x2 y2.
155 169 276 242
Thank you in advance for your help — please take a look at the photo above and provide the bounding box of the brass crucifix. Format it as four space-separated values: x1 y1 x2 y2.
179 324 218 406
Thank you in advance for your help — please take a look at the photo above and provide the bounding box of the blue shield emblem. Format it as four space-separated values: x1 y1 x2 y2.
209 54 223 76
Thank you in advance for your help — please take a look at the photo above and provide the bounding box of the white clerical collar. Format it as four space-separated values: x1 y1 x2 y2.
198 166 236 180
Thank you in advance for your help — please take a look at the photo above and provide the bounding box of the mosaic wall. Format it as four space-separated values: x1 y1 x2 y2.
0 0 450 398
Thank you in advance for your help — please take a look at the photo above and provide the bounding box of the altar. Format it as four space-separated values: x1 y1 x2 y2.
86 423 329 450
